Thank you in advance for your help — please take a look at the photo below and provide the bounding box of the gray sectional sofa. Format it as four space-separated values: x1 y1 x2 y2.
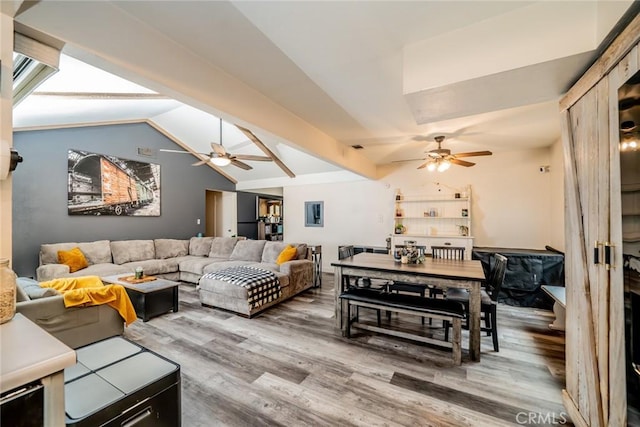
35 237 315 317
15 277 124 349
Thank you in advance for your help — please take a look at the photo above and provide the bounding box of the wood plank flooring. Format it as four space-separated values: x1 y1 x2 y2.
124 273 570 426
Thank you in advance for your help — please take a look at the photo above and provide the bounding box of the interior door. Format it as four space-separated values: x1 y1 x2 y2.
561 78 610 427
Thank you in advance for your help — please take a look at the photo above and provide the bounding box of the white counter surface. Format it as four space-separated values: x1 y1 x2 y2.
1 313 76 393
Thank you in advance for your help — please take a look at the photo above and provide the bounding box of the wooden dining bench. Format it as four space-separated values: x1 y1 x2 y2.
339 288 467 365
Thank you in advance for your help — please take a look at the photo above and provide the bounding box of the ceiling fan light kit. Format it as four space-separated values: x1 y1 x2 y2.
406 135 492 172
437 160 451 172
210 156 231 166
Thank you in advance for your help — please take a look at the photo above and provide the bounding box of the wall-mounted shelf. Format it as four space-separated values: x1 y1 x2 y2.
392 186 473 259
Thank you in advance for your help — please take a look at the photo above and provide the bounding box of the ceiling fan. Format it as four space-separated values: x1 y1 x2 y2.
399 135 492 172
160 119 273 170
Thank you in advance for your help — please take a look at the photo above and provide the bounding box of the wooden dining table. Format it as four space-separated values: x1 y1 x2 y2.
332 252 486 361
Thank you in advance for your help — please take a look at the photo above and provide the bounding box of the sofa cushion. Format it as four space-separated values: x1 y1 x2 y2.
16 277 58 299
111 240 155 265
67 263 131 278
229 240 267 262
189 237 214 256
77 240 112 264
122 259 178 276
57 247 89 273
41 242 79 265
294 243 308 260
208 237 239 258
261 241 289 264
154 239 189 259
179 256 225 275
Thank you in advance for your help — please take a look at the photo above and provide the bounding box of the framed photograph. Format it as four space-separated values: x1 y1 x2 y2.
305 201 323 227
67 149 160 216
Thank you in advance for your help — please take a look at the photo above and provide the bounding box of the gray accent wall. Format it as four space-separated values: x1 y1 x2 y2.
12 122 235 277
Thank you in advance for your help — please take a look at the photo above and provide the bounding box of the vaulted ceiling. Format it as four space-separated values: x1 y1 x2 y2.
10 1 634 188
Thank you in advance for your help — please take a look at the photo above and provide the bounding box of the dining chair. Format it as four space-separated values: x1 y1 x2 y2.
338 245 355 260
431 246 466 260
428 246 466 299
444 253 508 352
338 245 374 288
338 245 384 325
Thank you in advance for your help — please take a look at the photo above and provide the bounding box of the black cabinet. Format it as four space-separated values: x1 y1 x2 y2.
64 337 180 427
472 247 564 308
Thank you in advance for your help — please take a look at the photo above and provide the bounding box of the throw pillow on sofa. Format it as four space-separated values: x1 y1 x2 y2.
16 277 59 299
276 245 298 265
57 247 89 273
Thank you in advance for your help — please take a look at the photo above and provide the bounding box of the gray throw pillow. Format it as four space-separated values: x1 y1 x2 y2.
16 277 59 299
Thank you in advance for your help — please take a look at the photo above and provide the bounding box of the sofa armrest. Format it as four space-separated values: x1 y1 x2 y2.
36 264 70 281
16 295 124 349
279 258 312 272
16 294 68 320
279 259 313 287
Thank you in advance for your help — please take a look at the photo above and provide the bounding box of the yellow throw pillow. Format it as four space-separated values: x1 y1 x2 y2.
276 245 298 265
57 247 89 273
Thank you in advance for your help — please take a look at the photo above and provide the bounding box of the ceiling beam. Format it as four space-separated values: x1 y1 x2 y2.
236 125 295 178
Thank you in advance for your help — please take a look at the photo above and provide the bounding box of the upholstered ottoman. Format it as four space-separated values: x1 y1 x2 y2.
197 266 289 317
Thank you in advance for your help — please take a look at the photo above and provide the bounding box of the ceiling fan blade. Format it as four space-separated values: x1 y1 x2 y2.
192 159 209 166
231 159 252 170
231 154 273 162
453 150 492 158
450 158 476 167
417 161 430 169
210 143 226 156
236 125 295 177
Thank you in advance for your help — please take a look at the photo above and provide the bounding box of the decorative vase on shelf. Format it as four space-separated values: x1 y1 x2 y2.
0 258 16 324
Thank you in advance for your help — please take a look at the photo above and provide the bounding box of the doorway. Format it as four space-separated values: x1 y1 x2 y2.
205 190 237 237
618 70 640 424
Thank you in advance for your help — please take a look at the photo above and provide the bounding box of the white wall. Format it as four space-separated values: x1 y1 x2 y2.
284 179 393 271
284 146 557 271
549 138 565 251
0 13 13 261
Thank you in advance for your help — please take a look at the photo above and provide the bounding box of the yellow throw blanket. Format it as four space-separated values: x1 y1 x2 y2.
40 276 137 325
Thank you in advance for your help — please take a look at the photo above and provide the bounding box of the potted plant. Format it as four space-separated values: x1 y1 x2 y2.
394 223 405 234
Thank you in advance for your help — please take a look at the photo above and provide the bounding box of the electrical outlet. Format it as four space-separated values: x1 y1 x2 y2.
196 218 201 225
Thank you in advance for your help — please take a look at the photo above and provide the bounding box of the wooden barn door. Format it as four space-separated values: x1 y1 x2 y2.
561 78 611 427
560 34 640 427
